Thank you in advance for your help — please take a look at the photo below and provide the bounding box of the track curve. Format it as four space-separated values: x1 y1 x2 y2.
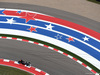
0 2 99 75
0 38 91 75
0 58 48 75
0 2 100 33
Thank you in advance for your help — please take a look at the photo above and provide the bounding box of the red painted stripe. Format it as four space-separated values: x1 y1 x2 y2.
3 10 26 16
91 69 96 74
34 42 39 44
0 59 3 62
1 36 7 38
3 10 100 40
53 48 59 51
22 39 29 42
41 71 46 75
63 53 68 56
12 37 17 40
36 14 100 40
82 63 87 67
72 57 78 61
44 45 49 48
0 59 46 75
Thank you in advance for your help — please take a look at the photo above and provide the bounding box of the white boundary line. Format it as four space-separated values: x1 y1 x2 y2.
0 36 99 75
0 8 99 42
0 29 100 69
0 58 49 75
0 20 99 53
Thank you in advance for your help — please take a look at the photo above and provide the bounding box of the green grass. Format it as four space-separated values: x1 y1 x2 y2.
87 0 100 4
0 34 100 73
0 65 32 75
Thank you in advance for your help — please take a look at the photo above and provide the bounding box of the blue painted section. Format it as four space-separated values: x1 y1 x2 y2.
17 10 22 14
0 22 100 61
0 16 99 50
0 9 5 15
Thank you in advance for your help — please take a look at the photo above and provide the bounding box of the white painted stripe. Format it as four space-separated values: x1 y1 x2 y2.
0 21 99 53
45 73 49 75
58 51 63 54
0 15 20 18
48 47 54 50
28 41 34 43
35 68 41 72
95 73 99 75
2 37 97 74
38 43 44 46
7 37 12 39
25 65 31 68
14 61 19 64
17 38 22 41
0 29 100 70
0 37 98 74
1 58 48 74
68 55 73 59
77 60 82 64
86 66 92 71
36 19 100 42
0 9 99 42
4 59 10 62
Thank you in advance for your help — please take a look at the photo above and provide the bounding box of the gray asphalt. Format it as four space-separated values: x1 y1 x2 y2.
0 2 100 33
0 39 91 75
0 2 98 75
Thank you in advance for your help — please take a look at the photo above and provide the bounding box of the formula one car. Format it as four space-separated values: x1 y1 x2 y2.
18 60 31 66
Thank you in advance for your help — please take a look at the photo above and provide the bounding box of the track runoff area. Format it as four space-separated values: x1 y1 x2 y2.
0 8 100 75
0 58 48 75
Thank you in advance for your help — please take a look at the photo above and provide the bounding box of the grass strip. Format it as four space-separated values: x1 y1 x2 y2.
0 65 32 75
0 34 100 73
87 0 100 4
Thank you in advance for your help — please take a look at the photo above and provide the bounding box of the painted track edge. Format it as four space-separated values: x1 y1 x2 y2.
0 35 99 75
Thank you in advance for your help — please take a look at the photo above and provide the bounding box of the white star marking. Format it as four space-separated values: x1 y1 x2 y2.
83 36 89 41
55 34 62 39
45 24 54 30
6 18 16 24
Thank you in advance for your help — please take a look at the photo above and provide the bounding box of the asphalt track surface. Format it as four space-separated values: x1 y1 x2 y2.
0 2 99 75
0 39 91 75
0 2 100 33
